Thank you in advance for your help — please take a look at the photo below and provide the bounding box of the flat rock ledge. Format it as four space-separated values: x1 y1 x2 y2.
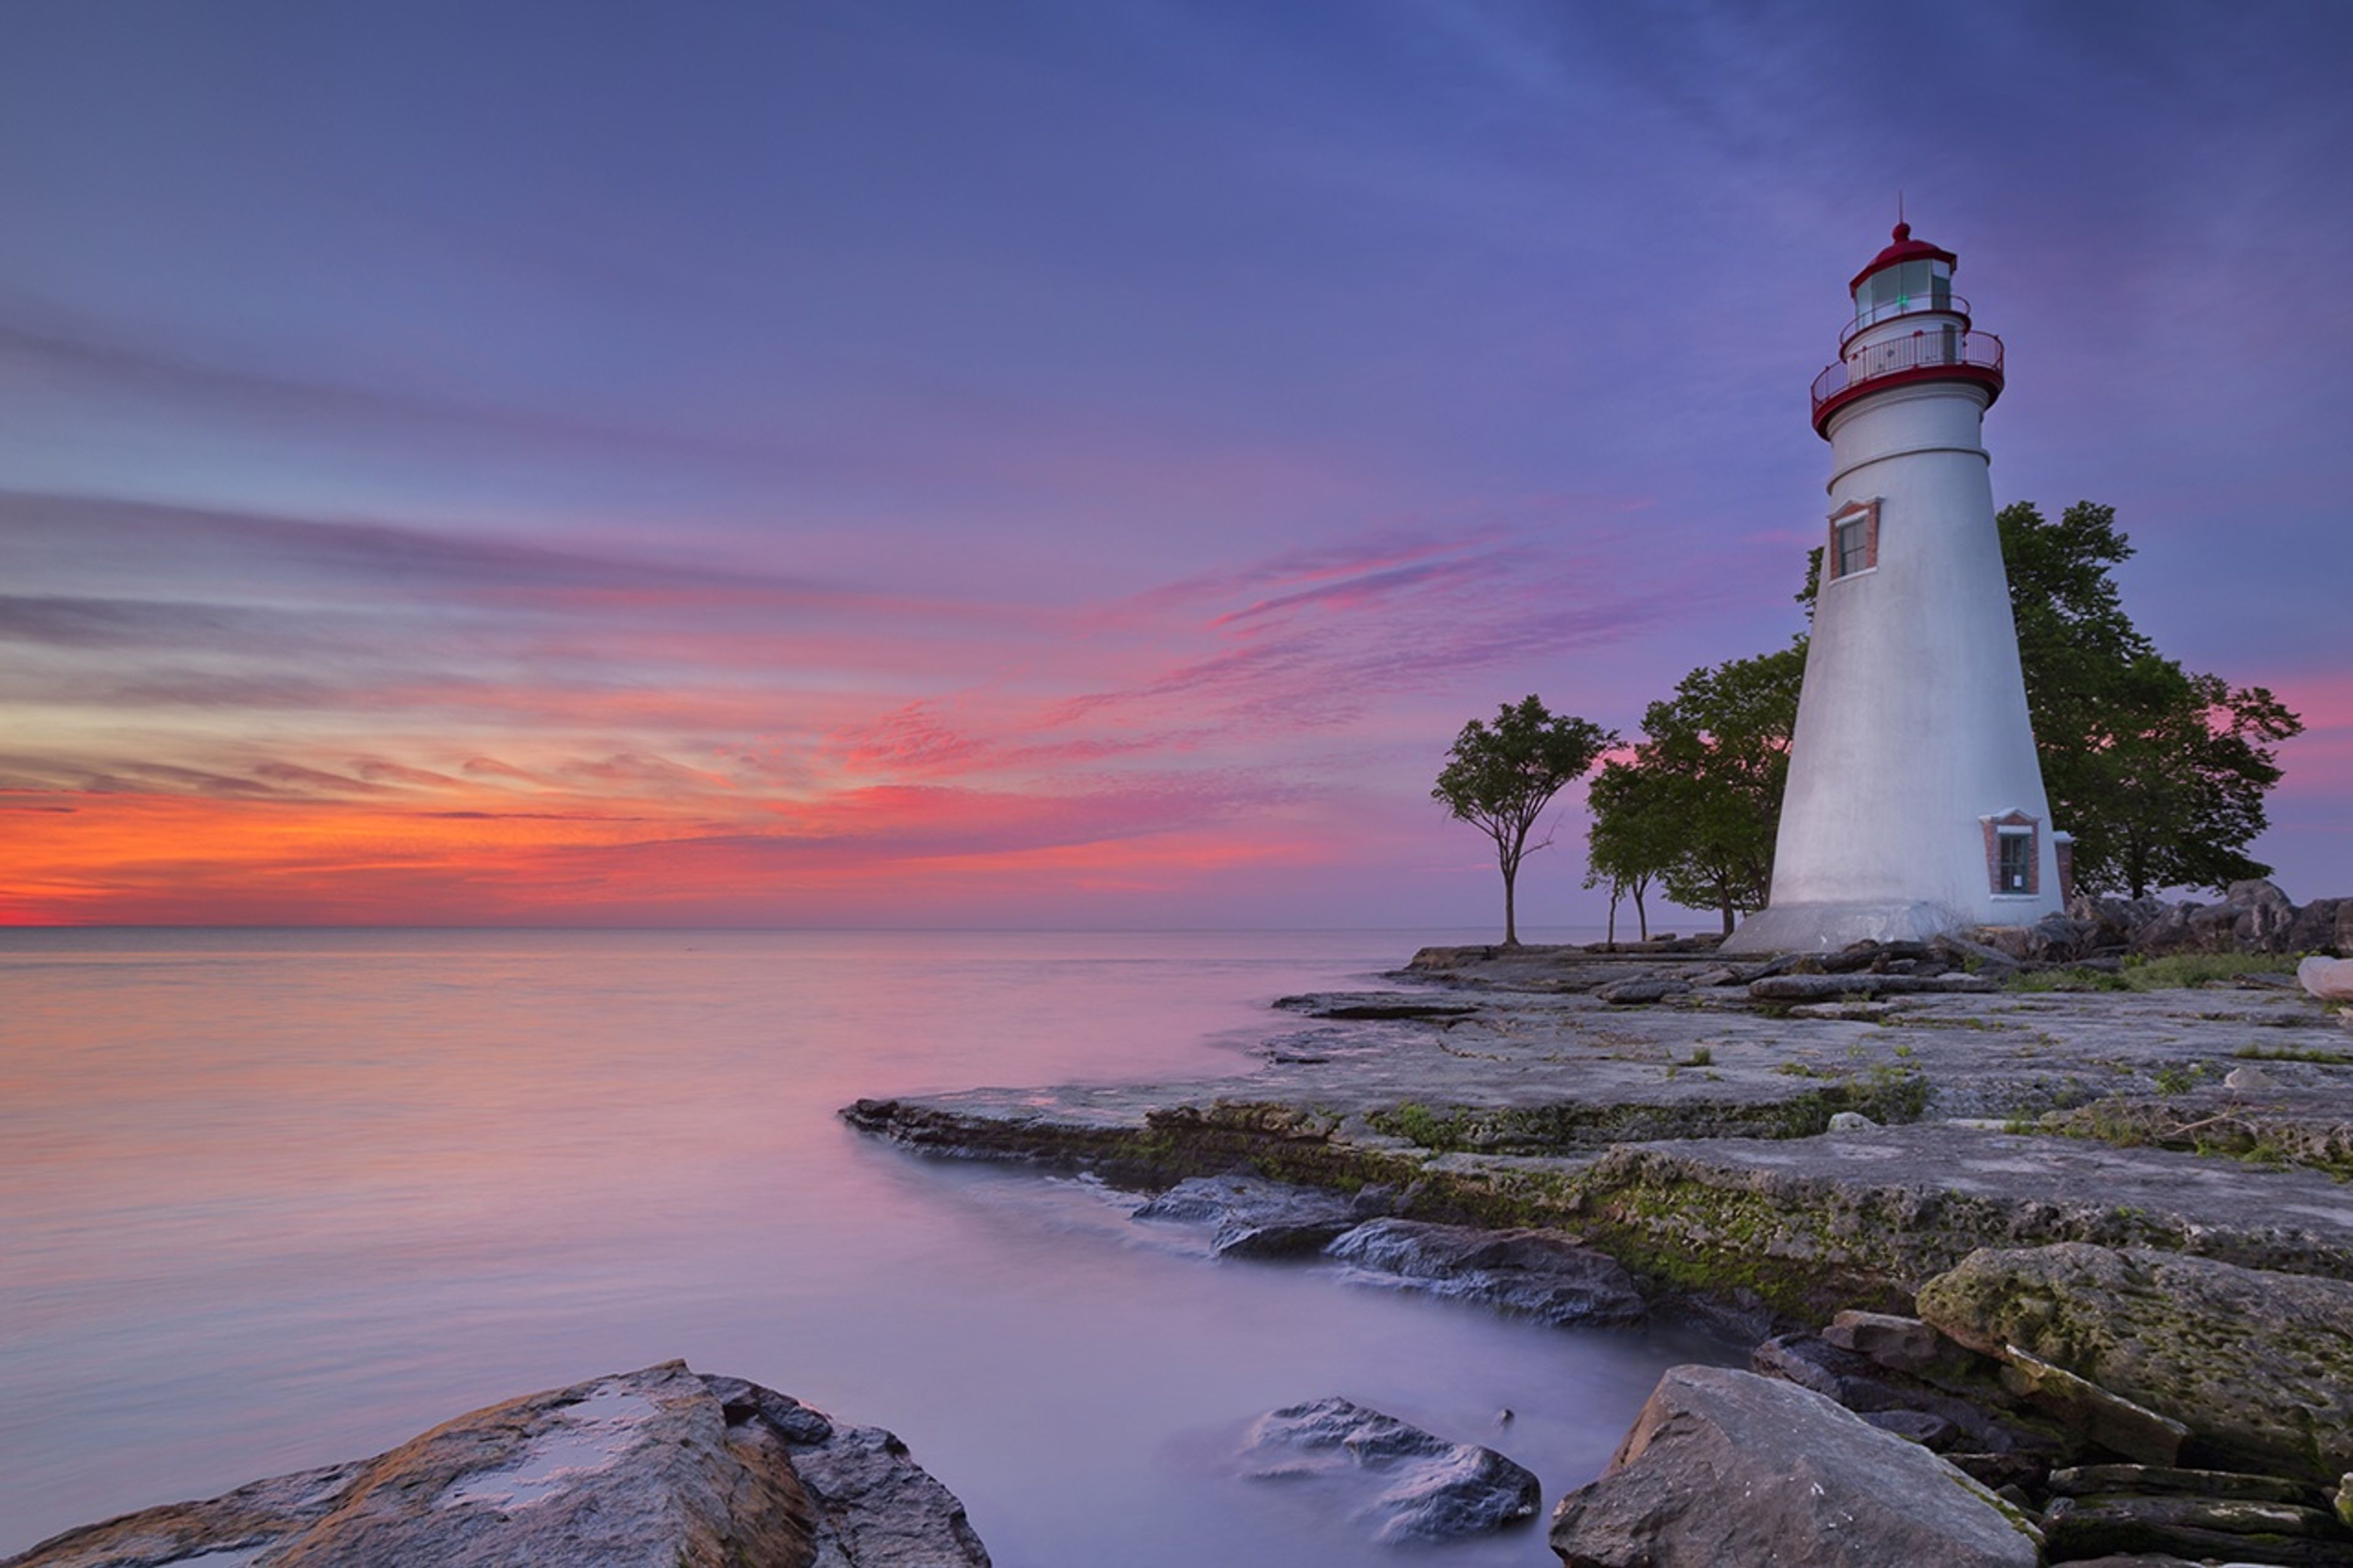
6 1362 990 1568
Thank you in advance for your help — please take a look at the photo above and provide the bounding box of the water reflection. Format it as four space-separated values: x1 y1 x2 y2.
0 929 1729 1564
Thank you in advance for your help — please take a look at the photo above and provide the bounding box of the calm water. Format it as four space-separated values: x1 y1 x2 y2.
0 928 1727 1564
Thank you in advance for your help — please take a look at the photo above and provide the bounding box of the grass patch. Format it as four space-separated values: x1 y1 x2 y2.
2117 952 2305 989
1687 1045 1714 1067
2007 966 2131 993
1370 1099 1469 1152
2235 1042 2353 1065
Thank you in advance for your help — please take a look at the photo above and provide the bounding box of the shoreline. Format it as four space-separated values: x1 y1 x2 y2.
846 938 2353 1562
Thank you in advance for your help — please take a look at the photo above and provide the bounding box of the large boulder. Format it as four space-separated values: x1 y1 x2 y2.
2226 879 2302 952
9 1363 990 1568
1240 1396 1540 1545
2120 881 2327 957
1548 1365 2040 1567
1916 1244 2353 1483
2302 956 2353 1004
2289 898 2353 956
2069 895 2167 952
1325 1219 1646 1327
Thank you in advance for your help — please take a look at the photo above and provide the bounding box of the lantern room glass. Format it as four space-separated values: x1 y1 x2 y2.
1856 259 1953 319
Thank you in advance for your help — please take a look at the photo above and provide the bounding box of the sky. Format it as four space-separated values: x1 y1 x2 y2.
2 0 2349 930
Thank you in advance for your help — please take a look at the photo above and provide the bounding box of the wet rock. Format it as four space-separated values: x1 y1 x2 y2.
2042 1492 2353 1564
1549 1366 2040 1567
1917 1243 2353 1483
1594 975 1689 1005
1324 1219 1645 1327
9 1362 990 1568
1134 1173 1359 1257
1240 1396 1539 1545
784 1419 995 1567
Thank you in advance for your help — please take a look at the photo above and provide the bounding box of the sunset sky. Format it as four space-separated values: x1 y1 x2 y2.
4 1 2349 928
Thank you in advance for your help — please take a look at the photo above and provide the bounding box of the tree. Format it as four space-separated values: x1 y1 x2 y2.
1433 696 1615 946
1611 646 1805 934
1583 759 1678 944
1997 501 2302 897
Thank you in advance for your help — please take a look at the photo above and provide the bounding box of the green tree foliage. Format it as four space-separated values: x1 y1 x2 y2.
1433 696 1615 946
1583 759 1678 944
1998 501 2302 897
1610 646 1806 934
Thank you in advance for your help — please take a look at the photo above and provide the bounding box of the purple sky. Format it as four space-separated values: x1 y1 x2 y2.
3 0 2348 927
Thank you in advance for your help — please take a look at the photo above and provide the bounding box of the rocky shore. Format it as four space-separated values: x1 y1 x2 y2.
24 886 2347 1566
846 884 2353 1564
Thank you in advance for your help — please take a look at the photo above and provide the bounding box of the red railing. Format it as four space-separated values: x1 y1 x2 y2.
1838 292 1971 349
1811 328 2004 430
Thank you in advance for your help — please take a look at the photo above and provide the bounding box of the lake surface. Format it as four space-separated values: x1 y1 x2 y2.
0 928 1730 1564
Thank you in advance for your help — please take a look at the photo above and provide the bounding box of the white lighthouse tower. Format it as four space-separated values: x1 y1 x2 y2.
1724 222 2064 953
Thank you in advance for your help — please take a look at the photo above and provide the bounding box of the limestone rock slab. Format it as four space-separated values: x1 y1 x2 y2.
1917 1243 2353 1483
1577 1124 2353 1319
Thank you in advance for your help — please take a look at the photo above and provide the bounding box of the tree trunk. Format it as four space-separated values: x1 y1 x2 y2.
1604 888 1619 948
1633 885 1650 942
1718 895 1735 937
1502 863 1519 946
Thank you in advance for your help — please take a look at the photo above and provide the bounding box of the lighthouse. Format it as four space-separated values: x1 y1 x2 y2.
1724 223 2064 953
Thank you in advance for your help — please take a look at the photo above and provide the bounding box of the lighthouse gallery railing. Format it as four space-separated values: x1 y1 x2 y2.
1811 329 2004 423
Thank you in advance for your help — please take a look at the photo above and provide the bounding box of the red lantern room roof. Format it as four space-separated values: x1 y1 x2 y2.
1849 221 1958 295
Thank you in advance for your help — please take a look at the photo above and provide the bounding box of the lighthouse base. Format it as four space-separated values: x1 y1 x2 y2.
1720 900 1973 956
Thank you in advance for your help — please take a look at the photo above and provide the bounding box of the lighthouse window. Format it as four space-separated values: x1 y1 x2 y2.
1996 831 2034 893
1983 812 2042 896
1835 518 1871 577
1827 500 1879 580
